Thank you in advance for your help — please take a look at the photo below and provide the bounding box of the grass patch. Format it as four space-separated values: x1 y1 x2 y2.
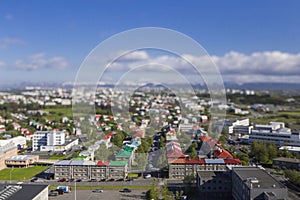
127 173 139 178
42 107 73 121
0 166 48 180
49 154 67 160
278 111 300 117
49 185 151 190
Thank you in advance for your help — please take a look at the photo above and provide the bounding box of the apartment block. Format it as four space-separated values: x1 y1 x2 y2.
232 167 288 200
32 131 65 151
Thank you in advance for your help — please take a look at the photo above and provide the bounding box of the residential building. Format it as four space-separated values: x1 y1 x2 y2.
32 131 65 151
232 167 288 200
224 118 250 134
0 142 17 170
273 157 300 171
54 159 128 180
249 122 300 147
108 160 128 179
0 184 48 200
196 171 232 200
168 158 241 179
39 138 78 152
79 150 94 161
5 155 39 168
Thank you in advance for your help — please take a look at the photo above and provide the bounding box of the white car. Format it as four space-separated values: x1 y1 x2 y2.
144 174 151 179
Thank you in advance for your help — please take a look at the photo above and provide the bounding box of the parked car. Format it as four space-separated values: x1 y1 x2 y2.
92 189 103 193
144 174 151 179
30 177 38 182
76 179 82 182
89 178 97 182
120 188 131 193
48 190 58 196
58 178 66 182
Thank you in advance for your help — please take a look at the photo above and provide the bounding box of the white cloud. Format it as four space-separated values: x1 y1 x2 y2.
116 50 150 61
100 50 300 83
12 53 69 71
109 50 300 75
0 37 25 49
0 61 5 67
213 51 300 76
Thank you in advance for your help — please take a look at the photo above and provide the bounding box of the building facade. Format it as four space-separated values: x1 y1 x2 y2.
249 122 300 147
0 142 17 170
168 158 241 179
273 157 300 171
5 155 39 168
54 160 128 180
32 131 65 151
196 171 232 200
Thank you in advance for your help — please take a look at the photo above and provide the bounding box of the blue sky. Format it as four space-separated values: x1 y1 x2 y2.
1 0 300 86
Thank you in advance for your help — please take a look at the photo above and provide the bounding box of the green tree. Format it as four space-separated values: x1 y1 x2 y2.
111 133 124 148
148 179 159 200
267 143 278 160
236 152 249 165
161 181 174 200
175 190 184 200
94 144 113 161
189 147 198 159
284 169 300 187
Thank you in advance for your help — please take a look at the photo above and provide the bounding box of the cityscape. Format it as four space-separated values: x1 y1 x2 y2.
1 1 300 200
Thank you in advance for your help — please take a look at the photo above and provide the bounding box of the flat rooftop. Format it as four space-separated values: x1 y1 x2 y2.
0 184 48 200
197 171 230 179
273 157 300 164
233 167 285 189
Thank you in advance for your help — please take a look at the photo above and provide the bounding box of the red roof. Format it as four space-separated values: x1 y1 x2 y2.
213 149 233 159
169 158 205 164
97 160 109 166
224 158 242 165
167 150 187 158
103 132 114 140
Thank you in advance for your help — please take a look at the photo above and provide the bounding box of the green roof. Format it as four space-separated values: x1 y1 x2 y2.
115 149 132 158
109 160 128 167
72 156 88 160
124 146 134 152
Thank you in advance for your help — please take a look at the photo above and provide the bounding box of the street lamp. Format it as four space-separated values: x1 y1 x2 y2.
10 168 13 184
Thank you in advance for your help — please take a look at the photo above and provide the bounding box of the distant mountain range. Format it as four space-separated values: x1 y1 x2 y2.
1 81 300 93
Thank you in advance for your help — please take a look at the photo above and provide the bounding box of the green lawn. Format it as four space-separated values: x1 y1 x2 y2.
278 111 300 117
0 166 48 180
42 107 73 121
49 154 67 160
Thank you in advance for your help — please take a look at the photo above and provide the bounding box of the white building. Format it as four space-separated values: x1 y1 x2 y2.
218 118 250 134
0 136 26 149
32 131 65 151
250 122 300 147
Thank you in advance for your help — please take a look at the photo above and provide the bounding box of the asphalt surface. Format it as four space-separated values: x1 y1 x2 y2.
49 189 147 200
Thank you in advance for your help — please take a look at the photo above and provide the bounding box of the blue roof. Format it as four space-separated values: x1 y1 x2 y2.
205 159 225 164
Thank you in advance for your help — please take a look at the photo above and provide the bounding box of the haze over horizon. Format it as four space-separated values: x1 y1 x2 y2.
1 1 300 86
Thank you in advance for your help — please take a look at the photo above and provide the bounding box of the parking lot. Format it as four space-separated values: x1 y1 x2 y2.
49 189 147 200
